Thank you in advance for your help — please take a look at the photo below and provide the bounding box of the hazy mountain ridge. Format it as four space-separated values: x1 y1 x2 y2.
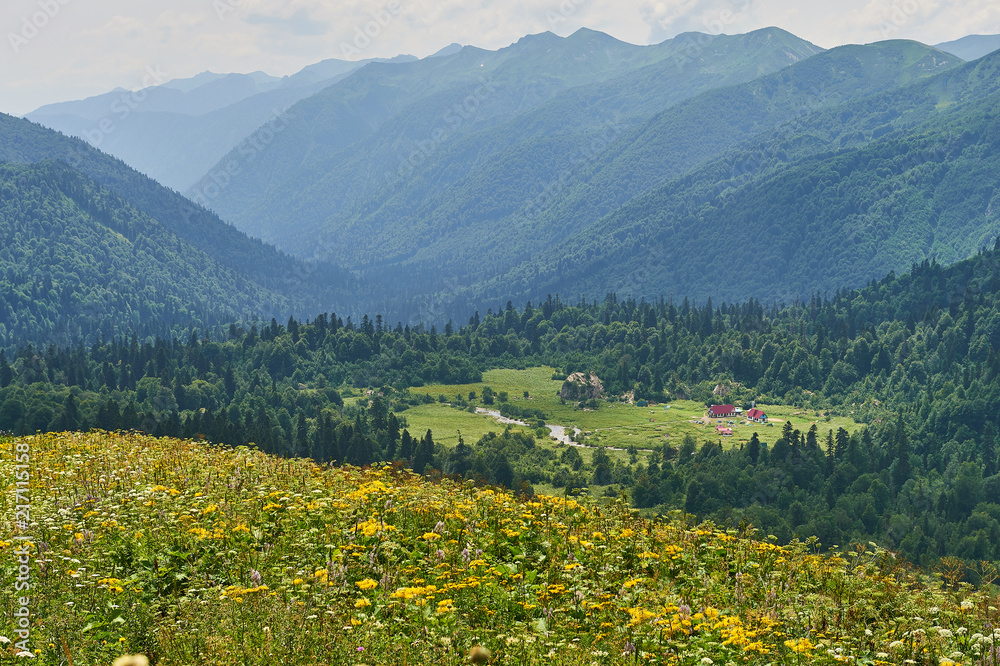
475 47 1000 309
935 33 1000 61
190 27 823 261
323 39 956 308
0 113 357 329
24 56 418 190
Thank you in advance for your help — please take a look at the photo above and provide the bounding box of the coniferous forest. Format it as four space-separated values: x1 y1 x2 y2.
4 241 1000 571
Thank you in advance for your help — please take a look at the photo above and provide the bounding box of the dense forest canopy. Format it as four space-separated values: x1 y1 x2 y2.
4 240 1000 572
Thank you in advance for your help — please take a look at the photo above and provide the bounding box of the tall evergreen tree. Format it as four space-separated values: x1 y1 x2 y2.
747 432 761 465
983 423 997 477
892 412 911 489
412 429 435 474
57 393 79 432
0 350 12 388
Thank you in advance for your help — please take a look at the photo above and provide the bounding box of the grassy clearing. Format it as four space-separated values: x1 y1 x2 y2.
409 368 865 455
1 431 992 665
397 402 533 449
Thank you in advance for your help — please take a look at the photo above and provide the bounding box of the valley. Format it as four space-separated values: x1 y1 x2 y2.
4 15 1000 665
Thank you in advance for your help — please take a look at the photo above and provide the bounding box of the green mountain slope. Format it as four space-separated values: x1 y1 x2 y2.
323 39 957 318
517 41 958 242
0 113 354 320
0 161 294 347
190 28 822 255
5 240 1000 574
483 48 1000 308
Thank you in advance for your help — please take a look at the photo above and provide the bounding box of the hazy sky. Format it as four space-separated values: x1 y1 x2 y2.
2 0 998 115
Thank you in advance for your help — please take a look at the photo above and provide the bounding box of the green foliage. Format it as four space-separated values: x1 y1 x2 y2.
187 29 825 320
5 241 1000 568
496 47 1000 309
0 112 353 341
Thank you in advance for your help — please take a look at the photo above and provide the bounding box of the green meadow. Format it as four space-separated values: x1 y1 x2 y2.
404 367 864 457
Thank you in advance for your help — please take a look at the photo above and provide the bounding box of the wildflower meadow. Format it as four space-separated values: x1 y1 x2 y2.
1 431 998 664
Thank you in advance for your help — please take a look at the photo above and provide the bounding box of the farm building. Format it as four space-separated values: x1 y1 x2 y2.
716 425 733 436
747 408 768 423
708 404 737 418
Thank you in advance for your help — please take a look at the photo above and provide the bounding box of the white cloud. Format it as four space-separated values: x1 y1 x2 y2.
1 0 998 115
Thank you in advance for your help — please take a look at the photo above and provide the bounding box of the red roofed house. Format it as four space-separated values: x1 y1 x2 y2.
708 404 736 418
716 425 733 436
746 408 768 423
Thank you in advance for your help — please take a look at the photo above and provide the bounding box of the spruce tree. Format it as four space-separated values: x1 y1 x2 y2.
983 423 997 477
747 432 761 464
0 350 12 388
893 412 911 489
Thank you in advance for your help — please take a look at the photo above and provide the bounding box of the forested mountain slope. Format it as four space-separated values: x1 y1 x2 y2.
319 40 957 319
190 28 822 253
468 45 1000 309
0 161 297 347
0 113 355 322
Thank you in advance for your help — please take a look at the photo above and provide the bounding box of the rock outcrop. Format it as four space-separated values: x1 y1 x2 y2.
560 372 604 402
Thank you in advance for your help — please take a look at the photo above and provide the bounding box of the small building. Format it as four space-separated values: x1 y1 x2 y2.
708 404 737 418
747 408 768 423
716 425 733 436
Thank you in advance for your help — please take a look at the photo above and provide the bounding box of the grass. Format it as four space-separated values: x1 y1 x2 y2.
408 367 865 455
398 403 533 449
1 430 995 665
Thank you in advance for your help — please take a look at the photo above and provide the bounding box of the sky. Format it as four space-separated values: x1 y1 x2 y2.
2 0 999 116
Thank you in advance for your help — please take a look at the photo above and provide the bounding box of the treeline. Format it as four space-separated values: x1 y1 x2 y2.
0 160 298 349
4 242 1000 566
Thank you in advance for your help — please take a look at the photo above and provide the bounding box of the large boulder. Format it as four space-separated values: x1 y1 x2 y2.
560 372 604 402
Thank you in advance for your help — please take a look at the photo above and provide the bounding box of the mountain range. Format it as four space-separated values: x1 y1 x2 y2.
24 55 418 191
934 34 1000 61
6 27 1000 336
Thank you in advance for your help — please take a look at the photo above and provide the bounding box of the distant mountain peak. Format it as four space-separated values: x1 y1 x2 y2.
160 71 228 93
566 27 629 46
428 43 463 59
514 31 561 46
935 34 1000 61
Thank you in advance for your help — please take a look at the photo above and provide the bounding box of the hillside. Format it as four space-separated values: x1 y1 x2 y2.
0 430 993 665
314 39 957 320
4 241 1000 565
24 56 417 191
0 112 355 330
466 44 1000 309
0 161 297 347
189 28 822 254
936 33 1000 61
